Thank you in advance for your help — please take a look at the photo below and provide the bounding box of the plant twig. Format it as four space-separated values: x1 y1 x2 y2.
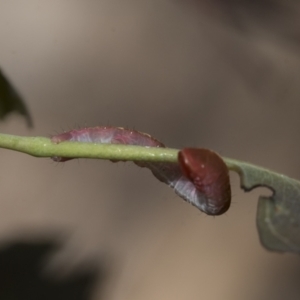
0 133 178 162
0 133 274 172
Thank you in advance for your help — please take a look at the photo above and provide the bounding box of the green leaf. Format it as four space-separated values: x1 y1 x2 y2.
0 68 32 127
226 158 300 253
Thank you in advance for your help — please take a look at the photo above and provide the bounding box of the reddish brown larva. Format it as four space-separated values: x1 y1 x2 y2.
51 127 165 162
51 127 231 215
178 148 231 215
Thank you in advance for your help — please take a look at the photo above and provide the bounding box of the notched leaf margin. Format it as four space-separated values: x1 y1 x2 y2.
225 158 300 253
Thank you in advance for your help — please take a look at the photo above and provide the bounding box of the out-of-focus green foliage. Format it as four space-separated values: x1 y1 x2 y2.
0 68 32 127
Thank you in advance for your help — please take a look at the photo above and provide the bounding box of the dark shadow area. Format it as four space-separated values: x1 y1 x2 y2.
265 264 300 300
0 239 105 300
176 0 300 107
186 0 300 48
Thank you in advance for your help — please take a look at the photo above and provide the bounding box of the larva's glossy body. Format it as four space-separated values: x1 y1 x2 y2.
51 127 231 215
178 148 231 215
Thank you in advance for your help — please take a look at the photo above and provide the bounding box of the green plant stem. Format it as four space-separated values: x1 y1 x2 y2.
0 133 271 174
0 133 179 162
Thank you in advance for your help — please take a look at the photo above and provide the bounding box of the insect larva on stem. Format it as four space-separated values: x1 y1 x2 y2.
178 148 231 215
51 127 231 215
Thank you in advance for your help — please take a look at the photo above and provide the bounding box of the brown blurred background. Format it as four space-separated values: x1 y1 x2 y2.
0 0 300 299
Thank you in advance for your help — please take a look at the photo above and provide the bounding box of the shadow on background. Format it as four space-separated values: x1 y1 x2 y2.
0 239 104 300
189 0 300 42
